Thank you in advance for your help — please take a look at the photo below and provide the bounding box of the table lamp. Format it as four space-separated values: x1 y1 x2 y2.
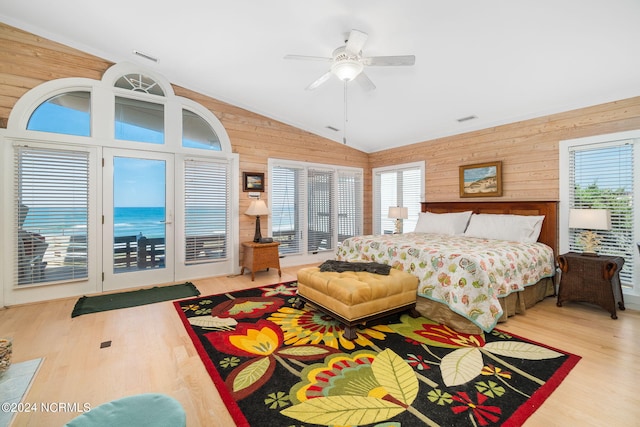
388 206 408 234
245 199 270 243
569 208 611 256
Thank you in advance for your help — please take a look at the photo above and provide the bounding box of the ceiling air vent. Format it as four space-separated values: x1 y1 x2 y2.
326 125 340 132
457 115 478 123
133 50 158 63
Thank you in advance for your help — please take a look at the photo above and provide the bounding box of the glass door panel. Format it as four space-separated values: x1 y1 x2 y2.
103 149 174 290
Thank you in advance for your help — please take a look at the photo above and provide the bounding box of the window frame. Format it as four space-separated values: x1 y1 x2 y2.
560 130 640 297
372 161 425 234
1 62 238 306
268 158 363 266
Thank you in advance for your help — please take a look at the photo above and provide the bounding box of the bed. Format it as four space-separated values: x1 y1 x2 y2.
336 201 558 334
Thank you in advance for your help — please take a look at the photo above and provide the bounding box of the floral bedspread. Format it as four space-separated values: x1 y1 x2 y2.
336 232 555 332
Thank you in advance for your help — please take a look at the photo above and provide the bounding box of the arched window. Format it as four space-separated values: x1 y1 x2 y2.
14 62 231 152
182 109 221 150
114 73 165 96
27 91 91 136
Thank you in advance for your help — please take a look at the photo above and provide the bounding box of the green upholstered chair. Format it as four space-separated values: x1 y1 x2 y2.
65 393 186 427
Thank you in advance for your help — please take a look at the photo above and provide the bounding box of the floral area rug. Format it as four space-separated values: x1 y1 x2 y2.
174 281 580 427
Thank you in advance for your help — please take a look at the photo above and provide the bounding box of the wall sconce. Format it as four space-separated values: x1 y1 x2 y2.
569 208 611 256
388 206 408 234
245 200 270 243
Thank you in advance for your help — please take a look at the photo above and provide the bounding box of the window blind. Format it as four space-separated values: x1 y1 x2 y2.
271 165 303 255
184 159 229 264
14 146 90 285
338 170 363 242
569 142 635 285
307 168 334 252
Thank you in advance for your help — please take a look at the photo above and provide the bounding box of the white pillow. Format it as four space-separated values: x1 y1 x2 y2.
413 211 473 235
464 214 545 243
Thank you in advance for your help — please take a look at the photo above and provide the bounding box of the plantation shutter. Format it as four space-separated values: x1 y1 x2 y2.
271 165 303 255
184 159 230 264
569 142 635 285
338 170 363 242
14 146 90 285
307 168 334 252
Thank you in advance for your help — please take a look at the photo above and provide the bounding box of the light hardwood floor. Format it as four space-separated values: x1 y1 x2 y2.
1 266 639 427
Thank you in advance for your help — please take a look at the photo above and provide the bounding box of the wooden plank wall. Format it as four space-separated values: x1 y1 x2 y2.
0 23 370 243
2 22 640 241
370 98 640 202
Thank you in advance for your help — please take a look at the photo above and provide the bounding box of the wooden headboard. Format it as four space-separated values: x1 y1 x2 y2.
421 201 558 255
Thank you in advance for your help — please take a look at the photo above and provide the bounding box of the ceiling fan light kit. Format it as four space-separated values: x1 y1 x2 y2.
331 57 363 81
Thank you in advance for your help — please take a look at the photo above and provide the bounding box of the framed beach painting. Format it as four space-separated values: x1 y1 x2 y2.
243 172 265 192
459 161 502 197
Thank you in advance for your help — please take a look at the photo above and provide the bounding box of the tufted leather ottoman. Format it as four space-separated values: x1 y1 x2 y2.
295 266 419 340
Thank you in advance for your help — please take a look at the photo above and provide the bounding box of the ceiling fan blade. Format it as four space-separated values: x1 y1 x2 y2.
344 29 368 56
305 71 333 90
362 55 416 66
284 54 332 62
355 72 376 91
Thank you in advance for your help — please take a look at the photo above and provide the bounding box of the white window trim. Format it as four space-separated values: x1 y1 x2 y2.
7 63 232 154
560 129 640 304
1 62 238 306
372 161 425 234
268 158 363 267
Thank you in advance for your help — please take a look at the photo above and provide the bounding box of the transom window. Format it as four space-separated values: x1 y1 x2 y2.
182 109 221 150
114 73 165 96
27 91 91 137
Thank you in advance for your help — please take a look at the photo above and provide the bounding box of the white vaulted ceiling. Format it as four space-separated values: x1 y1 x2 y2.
2 0 639 153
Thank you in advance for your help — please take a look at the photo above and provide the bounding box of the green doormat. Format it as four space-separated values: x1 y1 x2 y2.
72 283 200 318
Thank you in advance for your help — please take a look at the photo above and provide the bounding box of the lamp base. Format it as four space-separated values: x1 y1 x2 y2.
580 251 599 257
577 231 602 256
253 216 262 243
394 219 403 234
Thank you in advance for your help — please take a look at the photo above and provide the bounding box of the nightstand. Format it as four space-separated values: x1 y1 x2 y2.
241 241 281 281
556 251 625 319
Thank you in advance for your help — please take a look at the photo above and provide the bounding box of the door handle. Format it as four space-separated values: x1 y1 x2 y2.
162 211 173 225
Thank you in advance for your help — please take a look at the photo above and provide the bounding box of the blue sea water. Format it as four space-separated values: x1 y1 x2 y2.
114 207 166 238
23 206 293 238
22 206 167 238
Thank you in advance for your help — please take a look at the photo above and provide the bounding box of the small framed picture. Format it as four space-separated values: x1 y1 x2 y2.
459 161 502 198
243 172 265 192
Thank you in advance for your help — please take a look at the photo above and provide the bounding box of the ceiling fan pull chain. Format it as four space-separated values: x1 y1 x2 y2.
343 81 348 145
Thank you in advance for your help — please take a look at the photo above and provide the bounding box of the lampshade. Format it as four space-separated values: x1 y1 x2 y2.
388 206 408 219
331 59 363 81
569 208 611 231
245 200 269 216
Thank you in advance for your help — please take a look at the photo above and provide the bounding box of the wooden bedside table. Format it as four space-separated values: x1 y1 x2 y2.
241 241 281 281
556 251 625 319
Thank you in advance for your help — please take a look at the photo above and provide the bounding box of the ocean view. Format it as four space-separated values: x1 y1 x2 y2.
113 206 166 238
22 207 167 238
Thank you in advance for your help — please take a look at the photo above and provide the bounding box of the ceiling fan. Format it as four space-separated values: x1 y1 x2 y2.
284 29 415 91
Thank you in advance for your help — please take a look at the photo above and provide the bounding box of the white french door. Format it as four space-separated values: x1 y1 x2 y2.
5 142 101 306
102 148 175 290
